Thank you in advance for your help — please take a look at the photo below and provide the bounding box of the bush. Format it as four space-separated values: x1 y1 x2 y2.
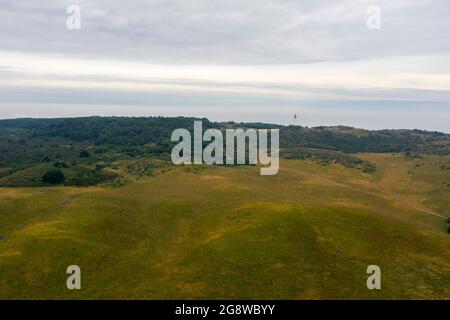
54 161 69 168
42 169 65 185
79 150 91 158
70 170 116 187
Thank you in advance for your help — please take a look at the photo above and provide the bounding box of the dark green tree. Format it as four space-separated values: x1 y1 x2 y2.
79 150 91 158
42 169 65 184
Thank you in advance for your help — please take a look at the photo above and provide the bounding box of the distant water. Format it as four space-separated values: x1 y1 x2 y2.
1 103 449 133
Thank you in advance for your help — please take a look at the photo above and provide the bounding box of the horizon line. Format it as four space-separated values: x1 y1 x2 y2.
1 115 448 135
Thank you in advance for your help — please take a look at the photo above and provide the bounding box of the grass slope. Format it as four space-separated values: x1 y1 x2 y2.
0 155 449 299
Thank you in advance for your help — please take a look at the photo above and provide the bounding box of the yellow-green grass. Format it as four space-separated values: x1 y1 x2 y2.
0 154 449 299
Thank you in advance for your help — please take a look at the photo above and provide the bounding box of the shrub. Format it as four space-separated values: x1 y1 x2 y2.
79 150 91 158
54 161 69 168
69 169 117 187
42 169 65 185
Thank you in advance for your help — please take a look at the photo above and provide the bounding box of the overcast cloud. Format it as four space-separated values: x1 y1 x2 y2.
0 0 449 131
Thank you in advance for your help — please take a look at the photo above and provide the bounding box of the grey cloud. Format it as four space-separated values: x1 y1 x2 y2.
0 0 449 63
0 0 449 132
1 84 448 111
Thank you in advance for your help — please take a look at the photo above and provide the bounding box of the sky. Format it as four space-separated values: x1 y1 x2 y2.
0 0 449 132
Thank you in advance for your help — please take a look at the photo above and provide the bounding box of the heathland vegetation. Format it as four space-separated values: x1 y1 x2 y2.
0 117 449 299
0 117 448 187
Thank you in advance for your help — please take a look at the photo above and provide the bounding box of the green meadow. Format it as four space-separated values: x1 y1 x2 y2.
0 155 449 299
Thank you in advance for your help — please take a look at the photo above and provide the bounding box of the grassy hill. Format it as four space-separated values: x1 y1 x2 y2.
0 117 449 299
0 156 449 299
0 117 449 188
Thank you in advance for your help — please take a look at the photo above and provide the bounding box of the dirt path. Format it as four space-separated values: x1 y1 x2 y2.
305 172 446 219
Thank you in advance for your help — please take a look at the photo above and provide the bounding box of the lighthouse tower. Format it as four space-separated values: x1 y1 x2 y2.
292 114 299 126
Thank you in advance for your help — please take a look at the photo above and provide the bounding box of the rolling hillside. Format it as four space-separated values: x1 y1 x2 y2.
0 118 449 299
